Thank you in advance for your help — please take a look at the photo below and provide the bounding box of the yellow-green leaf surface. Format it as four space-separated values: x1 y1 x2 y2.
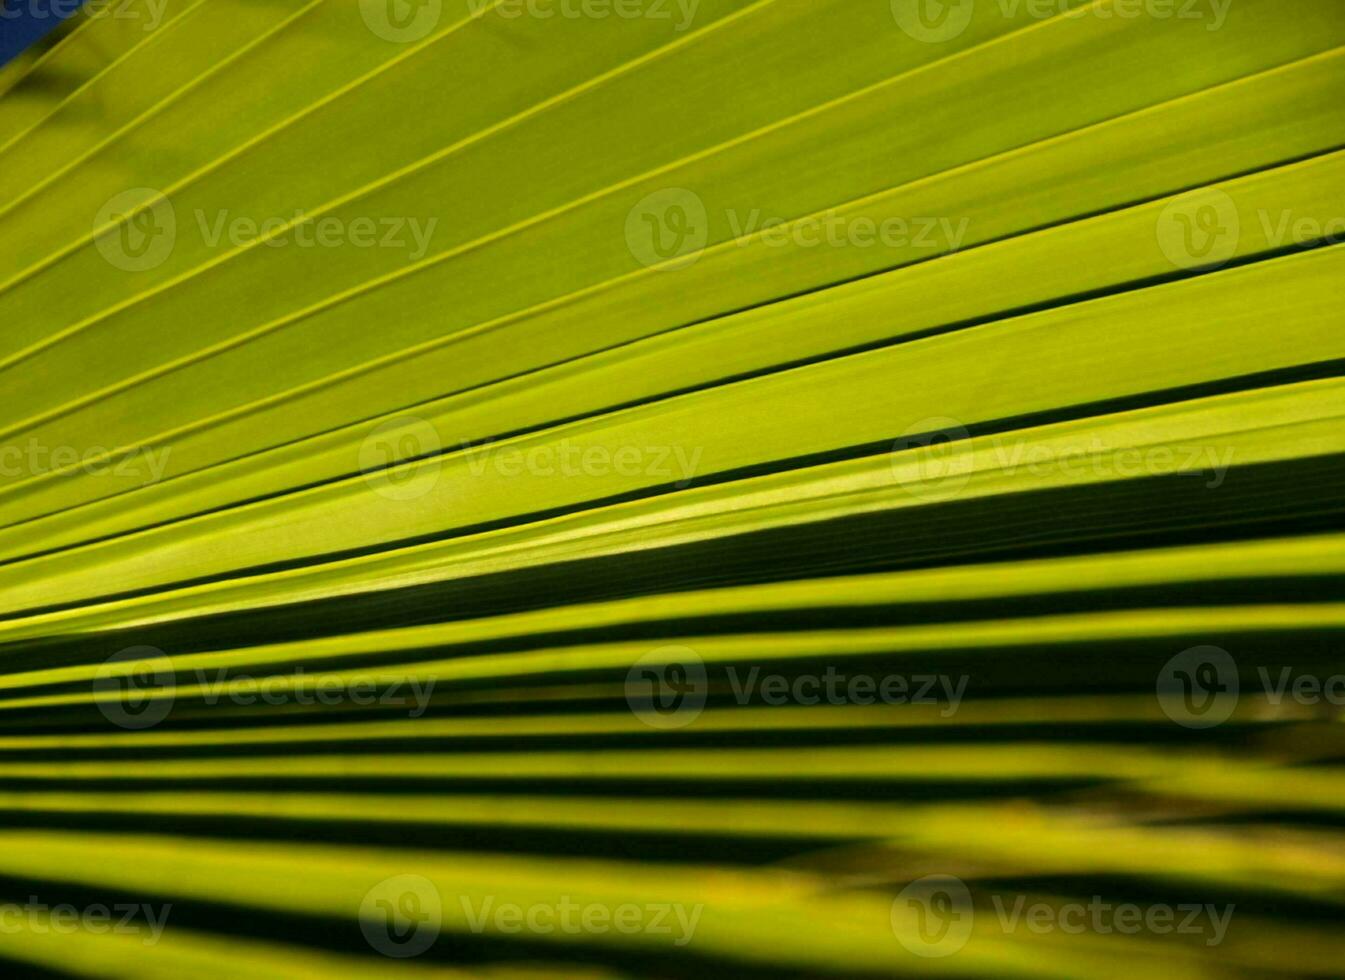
0 0 1342 976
